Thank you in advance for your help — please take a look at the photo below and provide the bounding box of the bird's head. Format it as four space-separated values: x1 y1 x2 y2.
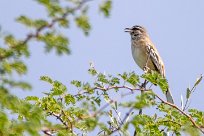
125 25 147 40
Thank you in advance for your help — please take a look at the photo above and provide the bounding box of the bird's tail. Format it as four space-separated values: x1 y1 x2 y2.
166 88 174 104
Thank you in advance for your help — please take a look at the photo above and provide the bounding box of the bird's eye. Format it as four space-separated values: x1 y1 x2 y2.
132 27 137 30
133 33 139 37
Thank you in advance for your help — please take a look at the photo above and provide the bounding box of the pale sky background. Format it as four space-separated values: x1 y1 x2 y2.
1 0 204 133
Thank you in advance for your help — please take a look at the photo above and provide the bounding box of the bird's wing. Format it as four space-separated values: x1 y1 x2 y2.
146 44 164 76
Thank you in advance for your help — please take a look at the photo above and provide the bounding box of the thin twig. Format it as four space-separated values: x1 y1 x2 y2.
48 112 68 129
42 129 53 136
121 107 134 125
61 110 73 132
73 99 115 122
74 85 149 97
113 108 123 125
109 107 134 135
183 75 203 111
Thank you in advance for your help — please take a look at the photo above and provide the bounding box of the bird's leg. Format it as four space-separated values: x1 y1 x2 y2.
138 80 149 115
141 79 148 88
143 66 150 73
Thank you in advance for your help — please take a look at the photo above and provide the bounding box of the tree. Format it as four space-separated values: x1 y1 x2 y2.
0 0 204 135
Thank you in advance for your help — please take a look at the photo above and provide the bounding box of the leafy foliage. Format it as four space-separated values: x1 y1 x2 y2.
1 0 204 135
16 16 49 29
0 88 46 135
24 67 203 135
0 0 113 135
38 32 70 55
142 71 169 93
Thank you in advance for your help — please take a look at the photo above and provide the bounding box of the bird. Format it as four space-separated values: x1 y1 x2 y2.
124 25 174 104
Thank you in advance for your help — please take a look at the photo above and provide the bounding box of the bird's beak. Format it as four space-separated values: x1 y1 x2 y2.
124 28 132 32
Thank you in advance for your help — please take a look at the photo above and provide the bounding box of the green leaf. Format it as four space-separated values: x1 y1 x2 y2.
71 80 81 87
36 0 50 5
94 97 101 106
188 109 204 126
119 72 139 86
34 19 48 28
97 73 108 83
17 16 48 29
16 16 34 27
4 35 29 57
121 91 155 109
114 101 118 110
75 14 91 35
51 81 67 95
37 0 63 17
76 117 98 131
194 75 203 88
142 72 169 93
88 67 97 76
99 0 112 17
4 35 18 47
3 80 31 90
134 91 156 109
0 48 14 59
25 96 39 102
182 123 200 136
132 114 161 135
38 32 70 55
110 77 120 86
127 72 139 86
83 82 94 93
0 111 8 129
58 18 69 28
40 76 53 84
11 61 27 75
65 94 76 105
186 87 191 99
119 72 128 80
2 61 27 75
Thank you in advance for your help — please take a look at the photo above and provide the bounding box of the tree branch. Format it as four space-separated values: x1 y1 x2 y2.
155 93 204 134
0 0 91 60
48 112 68 129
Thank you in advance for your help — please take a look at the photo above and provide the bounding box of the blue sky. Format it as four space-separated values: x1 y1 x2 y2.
1 0 204 127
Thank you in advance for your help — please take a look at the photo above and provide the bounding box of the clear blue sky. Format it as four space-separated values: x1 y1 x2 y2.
1 0 204 122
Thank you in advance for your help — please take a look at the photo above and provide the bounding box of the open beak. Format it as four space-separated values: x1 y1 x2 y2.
124 28 132 32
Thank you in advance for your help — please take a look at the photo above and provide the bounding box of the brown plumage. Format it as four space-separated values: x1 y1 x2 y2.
125 25 174 103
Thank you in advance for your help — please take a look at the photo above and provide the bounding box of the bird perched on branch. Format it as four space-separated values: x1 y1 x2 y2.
125 25 174 104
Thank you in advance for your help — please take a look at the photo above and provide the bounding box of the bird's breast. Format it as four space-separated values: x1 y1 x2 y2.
131 43 147 70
